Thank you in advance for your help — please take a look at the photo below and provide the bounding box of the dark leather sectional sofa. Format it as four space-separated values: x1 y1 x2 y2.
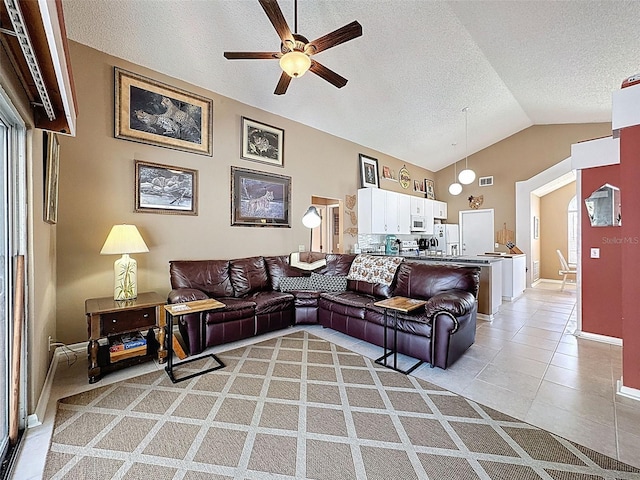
168 253 480 369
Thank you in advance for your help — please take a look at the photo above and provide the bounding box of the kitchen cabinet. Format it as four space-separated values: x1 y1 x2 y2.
433 200 447 219
410 197 425 216
358 188 411 234
502 254 526 301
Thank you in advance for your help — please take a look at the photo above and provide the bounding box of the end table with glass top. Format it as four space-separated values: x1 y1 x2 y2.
373 296 428 374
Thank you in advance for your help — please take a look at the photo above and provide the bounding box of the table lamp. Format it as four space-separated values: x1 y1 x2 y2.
100 224 149 300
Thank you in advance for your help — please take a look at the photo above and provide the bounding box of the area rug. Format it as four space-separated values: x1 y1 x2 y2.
44 331 640 479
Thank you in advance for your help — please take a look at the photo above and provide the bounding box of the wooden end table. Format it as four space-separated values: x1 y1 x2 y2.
373 296 428 374
85 291 166 384
164 299 226 383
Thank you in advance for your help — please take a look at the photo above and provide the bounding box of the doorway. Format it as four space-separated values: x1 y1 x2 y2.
310 196 343 254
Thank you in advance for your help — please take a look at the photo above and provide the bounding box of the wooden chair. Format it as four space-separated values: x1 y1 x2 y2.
556 249 577 291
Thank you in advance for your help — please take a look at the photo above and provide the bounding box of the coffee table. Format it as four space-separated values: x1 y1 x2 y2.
373 296 428 374
164 299 226 383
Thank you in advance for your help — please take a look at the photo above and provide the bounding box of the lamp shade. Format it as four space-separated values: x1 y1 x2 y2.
458 168 476 185
279 51 311 78
302 206 321 228
448 182 463 196
100 224 149 255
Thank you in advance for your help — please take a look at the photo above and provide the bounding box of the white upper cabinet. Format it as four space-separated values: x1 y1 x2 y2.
358 188 412 234
410 196 425 216
433 200 448 219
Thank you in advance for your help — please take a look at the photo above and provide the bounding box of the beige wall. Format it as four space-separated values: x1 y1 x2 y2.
540 182 576 280
55 42 435 344
1 49 57 413
434 124 612 252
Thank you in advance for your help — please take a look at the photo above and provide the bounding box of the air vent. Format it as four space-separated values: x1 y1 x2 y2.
479 176 494 187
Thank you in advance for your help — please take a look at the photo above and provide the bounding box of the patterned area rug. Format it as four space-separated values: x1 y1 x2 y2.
44 331 640 479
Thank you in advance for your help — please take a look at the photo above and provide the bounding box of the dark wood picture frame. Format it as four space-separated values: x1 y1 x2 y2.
135 160 198 215
425 178 436 199
241 117 284 167
359 154 379 188
115 67 213 156
44 132 60 224
231 166 291 227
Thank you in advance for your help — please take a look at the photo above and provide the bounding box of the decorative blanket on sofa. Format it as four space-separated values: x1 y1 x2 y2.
346 254 403 286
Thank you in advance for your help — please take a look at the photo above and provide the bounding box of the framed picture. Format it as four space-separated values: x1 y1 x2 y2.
359 154 379 188
533 216 540 239
381 165 397 181
44 132 60 224
425 179 435 199
115 67 213 156
413 180 425 193
241 117 284 167
231 166 291 227
135 160 198 215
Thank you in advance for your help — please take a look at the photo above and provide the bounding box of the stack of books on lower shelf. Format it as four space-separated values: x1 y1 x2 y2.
109 331 147 362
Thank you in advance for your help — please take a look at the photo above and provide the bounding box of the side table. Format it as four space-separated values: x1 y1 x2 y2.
373 296 428 374
164 298 227 383
85 291 166 384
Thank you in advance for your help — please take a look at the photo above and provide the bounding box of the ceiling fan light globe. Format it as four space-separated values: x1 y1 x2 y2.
458 169 476 185
449 182 463 196
280 51 311 78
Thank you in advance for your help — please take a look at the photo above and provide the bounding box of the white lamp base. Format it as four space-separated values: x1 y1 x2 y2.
114 253 138 300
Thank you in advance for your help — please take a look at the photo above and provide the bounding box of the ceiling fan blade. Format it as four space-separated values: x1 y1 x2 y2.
274 71 292 95
224 52 281 60
309 61 348 89
259 0 294 47
305 21 362 55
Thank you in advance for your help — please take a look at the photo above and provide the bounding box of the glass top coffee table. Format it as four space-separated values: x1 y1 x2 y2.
373 296 428 374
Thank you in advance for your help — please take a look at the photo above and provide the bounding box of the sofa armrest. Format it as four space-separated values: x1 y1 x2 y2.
168 288 209 304
424 290 476 324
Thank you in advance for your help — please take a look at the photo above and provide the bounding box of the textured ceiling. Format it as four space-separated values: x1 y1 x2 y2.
61 0 640 172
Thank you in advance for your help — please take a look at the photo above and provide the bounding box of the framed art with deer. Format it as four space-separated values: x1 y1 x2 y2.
231 167 291 227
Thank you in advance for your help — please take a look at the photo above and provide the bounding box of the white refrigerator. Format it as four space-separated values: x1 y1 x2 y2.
434 224 460 255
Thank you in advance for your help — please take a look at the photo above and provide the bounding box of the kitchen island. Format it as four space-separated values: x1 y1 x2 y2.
382 254 503 320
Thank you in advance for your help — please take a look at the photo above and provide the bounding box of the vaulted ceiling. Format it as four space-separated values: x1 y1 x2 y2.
61 0 640 172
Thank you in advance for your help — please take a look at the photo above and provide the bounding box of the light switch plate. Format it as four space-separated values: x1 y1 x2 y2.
590 248 600 258
298 245 305 252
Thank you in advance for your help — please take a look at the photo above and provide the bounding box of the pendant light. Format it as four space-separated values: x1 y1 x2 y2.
458 107 476 185
448 143 462 196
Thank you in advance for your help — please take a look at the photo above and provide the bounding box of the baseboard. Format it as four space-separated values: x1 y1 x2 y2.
617 378 640 403
476 313 494 322
575 330 623 346
30 341 87 428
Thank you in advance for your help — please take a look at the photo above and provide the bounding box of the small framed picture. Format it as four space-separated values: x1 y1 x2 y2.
533 216 540 239
44 132 60 224
425 179 435 199
241 117 284 167
231 166 291 227
135 160 198 215
381 165 397 181
414 180 425 193
359 154 379 188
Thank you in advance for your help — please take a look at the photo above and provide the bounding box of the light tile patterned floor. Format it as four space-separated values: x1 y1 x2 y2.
11 281 640 479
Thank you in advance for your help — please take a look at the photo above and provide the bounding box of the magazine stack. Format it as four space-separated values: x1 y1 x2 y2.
109 331 147 362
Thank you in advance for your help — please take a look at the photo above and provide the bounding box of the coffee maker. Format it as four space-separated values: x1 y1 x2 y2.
385 235 399 255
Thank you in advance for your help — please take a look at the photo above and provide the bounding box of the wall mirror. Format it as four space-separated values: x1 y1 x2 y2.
584 183 621 227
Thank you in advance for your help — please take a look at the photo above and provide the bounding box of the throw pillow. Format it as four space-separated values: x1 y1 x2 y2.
279 276 311 292
347 254 403 286
309 272 348 292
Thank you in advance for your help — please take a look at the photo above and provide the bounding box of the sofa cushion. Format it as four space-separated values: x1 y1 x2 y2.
229 256 269 297
393 262 480 300
315 254 356 276
347 279 394 299
264 255 308 290
279 276 312 292
347 254 403 286
310 272 347 292
169 260 234 298
247 290 295 314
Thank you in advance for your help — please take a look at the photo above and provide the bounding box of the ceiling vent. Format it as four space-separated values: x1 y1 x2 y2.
479 176 494 187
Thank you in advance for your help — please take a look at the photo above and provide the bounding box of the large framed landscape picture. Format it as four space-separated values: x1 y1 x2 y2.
241 117 284 167
115 67 213 156
135 160 198 215
231 167 290 227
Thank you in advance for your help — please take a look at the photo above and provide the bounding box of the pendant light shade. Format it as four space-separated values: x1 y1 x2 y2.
458 107 476 185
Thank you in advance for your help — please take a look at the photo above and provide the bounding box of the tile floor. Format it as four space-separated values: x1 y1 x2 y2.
10 281 640 479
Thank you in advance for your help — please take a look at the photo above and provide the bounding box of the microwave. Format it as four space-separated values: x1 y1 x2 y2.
411 215 427 231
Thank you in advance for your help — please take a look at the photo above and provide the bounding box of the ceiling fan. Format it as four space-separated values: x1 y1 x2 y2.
224 0 363 95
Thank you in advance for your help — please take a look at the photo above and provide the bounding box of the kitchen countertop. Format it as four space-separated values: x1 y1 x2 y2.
368 252 504 265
